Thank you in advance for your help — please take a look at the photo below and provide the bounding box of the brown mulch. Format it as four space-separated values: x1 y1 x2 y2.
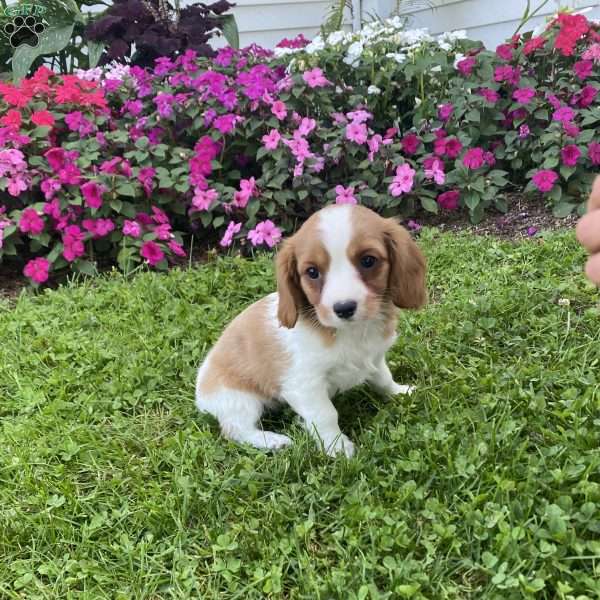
0 196 580 300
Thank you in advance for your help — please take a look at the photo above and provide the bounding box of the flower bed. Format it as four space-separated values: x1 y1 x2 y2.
0 12 599 284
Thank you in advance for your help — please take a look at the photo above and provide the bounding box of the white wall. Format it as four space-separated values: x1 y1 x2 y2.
395 0 600 49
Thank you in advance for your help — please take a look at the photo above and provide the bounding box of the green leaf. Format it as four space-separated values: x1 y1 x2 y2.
74 259 98 276
218 14 240 50
12 23 75 81
420 196 439 214
116 184 137 198
87 40 104 68
552 202 575 217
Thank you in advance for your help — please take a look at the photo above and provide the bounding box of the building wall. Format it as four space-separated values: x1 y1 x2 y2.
394 0 600 48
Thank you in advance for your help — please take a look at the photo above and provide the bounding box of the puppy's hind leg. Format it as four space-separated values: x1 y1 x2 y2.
195 387 292 451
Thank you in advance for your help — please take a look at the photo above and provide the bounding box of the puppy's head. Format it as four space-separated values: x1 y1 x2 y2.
276 204 427 329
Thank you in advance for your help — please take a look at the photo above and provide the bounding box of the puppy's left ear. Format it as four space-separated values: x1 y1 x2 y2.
275 237 305 328
384 218 427 309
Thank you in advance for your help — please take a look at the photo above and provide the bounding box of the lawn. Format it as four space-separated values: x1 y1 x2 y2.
1 229 599 599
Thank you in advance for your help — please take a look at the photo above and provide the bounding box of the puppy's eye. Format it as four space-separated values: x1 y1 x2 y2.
360 255 377 268
306 266 320 279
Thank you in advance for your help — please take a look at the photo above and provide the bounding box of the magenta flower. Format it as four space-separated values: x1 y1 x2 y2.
561 144 581 166
271 100 287 120
62 225 85 262
140 240 165 266
214 114 240 135
302 67 331 88
81 181 105 209
519 124 530 138
588 142 600 165
23 257 50 284
495 44 513 61
232 177 257 209
574 85 598 108
123 220 142 238
154 223 172 241
247 220 282 247
553 106 576 123
438 104 454 121
563 122 580 138
445 137 463 159
168 240 186 257
437 190 460 211
494 65 520 85
138 167 155 197
573 60 593 79
478 88 499 104
401 133 421 155
457 57 476 76
262 129 281 150
346 121 368 145
527 226 538 237
513 87 536 104
151 206 169 225
334 185 358 205
407 220 422 232
462 147 485 169
19 207 44 235
220 221 242 247
44 147 66 171
389 163 415 197
531 169 558 192
83 218 115 238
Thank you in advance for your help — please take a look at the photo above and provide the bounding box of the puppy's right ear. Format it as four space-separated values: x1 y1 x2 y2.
276 238 304 328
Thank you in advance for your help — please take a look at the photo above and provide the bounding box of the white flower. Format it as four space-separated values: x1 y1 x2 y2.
558 298 571 307
344 40 364 65
439 29 467 43
439 41 452 51
327 30 347 45
386 52 406 64
367 85 381 95
415 97 422 106
431 65 442 72
273 47 298 58
105 62 131 81
305 36 325 54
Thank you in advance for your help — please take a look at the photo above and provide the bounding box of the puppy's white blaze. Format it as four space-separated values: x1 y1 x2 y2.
318 206 368 320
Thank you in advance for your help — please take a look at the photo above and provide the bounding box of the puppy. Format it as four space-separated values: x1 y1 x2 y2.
195 204 427 457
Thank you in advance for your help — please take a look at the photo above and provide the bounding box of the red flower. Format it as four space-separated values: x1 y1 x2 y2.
0 83 32 108
0 109 22 128
523 36 545 56
554 13 589 56
437 190 460 211
31 110 55 127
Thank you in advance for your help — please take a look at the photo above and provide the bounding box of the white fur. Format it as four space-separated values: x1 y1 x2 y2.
195 208 414 458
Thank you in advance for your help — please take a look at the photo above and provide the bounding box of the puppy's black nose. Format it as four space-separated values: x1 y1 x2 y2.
333 300 357 320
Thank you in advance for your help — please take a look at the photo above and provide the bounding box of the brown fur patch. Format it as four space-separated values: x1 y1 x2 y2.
198 297 289 399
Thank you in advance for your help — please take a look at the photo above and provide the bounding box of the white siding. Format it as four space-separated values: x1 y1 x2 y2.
211 0 352 49
396 0 600 48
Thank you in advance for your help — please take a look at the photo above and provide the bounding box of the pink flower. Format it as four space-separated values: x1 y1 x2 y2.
168 240 186 257
527 226 538 236
523 36 545 55
346 121 368 145
406 219 421 232
424 158 445 185
573 85 598 108
154 223 172 240
140 240 165 266
582 43 600 62
83 218 115 238
220 221 242 247
574 60 593 79
401 133 421 155
138 167 155 197
7 175 27 196
519 124 530 138
232 177 257 208
262 129 281 150
81 181 105 209
334 185 358 205
457 57 476 76
389 163 415 197
553 106 576 123
494 65 520 86
367 134 382 162
531 169 558 192
271 100 287 120
513 87 536 104
302 68 330 88
123 220 142 238
496 43 513 61
478 88 499 104
23 257 50 284
44 147 66 171
561 144 581 166
438 103 453 121
191 188 218 211
437 190 460 211
484 151 496 167
298 117 316 136
213 114 240 134
346 110 372 124
563 122 580 138
19 208 44 235
462 147 485 169
247 219 282 247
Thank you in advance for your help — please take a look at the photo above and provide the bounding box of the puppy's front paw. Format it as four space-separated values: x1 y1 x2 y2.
388 382 415 396
251 431 293 450
325 434 355 458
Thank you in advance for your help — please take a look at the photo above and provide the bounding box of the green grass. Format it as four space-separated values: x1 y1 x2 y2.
1 229 599 599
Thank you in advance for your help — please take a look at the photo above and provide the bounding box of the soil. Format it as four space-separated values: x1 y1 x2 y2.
0 195 579 300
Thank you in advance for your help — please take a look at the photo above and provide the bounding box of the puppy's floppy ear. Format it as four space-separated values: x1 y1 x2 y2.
384 218 427 309
276 238 304 328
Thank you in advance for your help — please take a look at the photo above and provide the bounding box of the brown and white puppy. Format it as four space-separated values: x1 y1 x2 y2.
195 204 427 457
